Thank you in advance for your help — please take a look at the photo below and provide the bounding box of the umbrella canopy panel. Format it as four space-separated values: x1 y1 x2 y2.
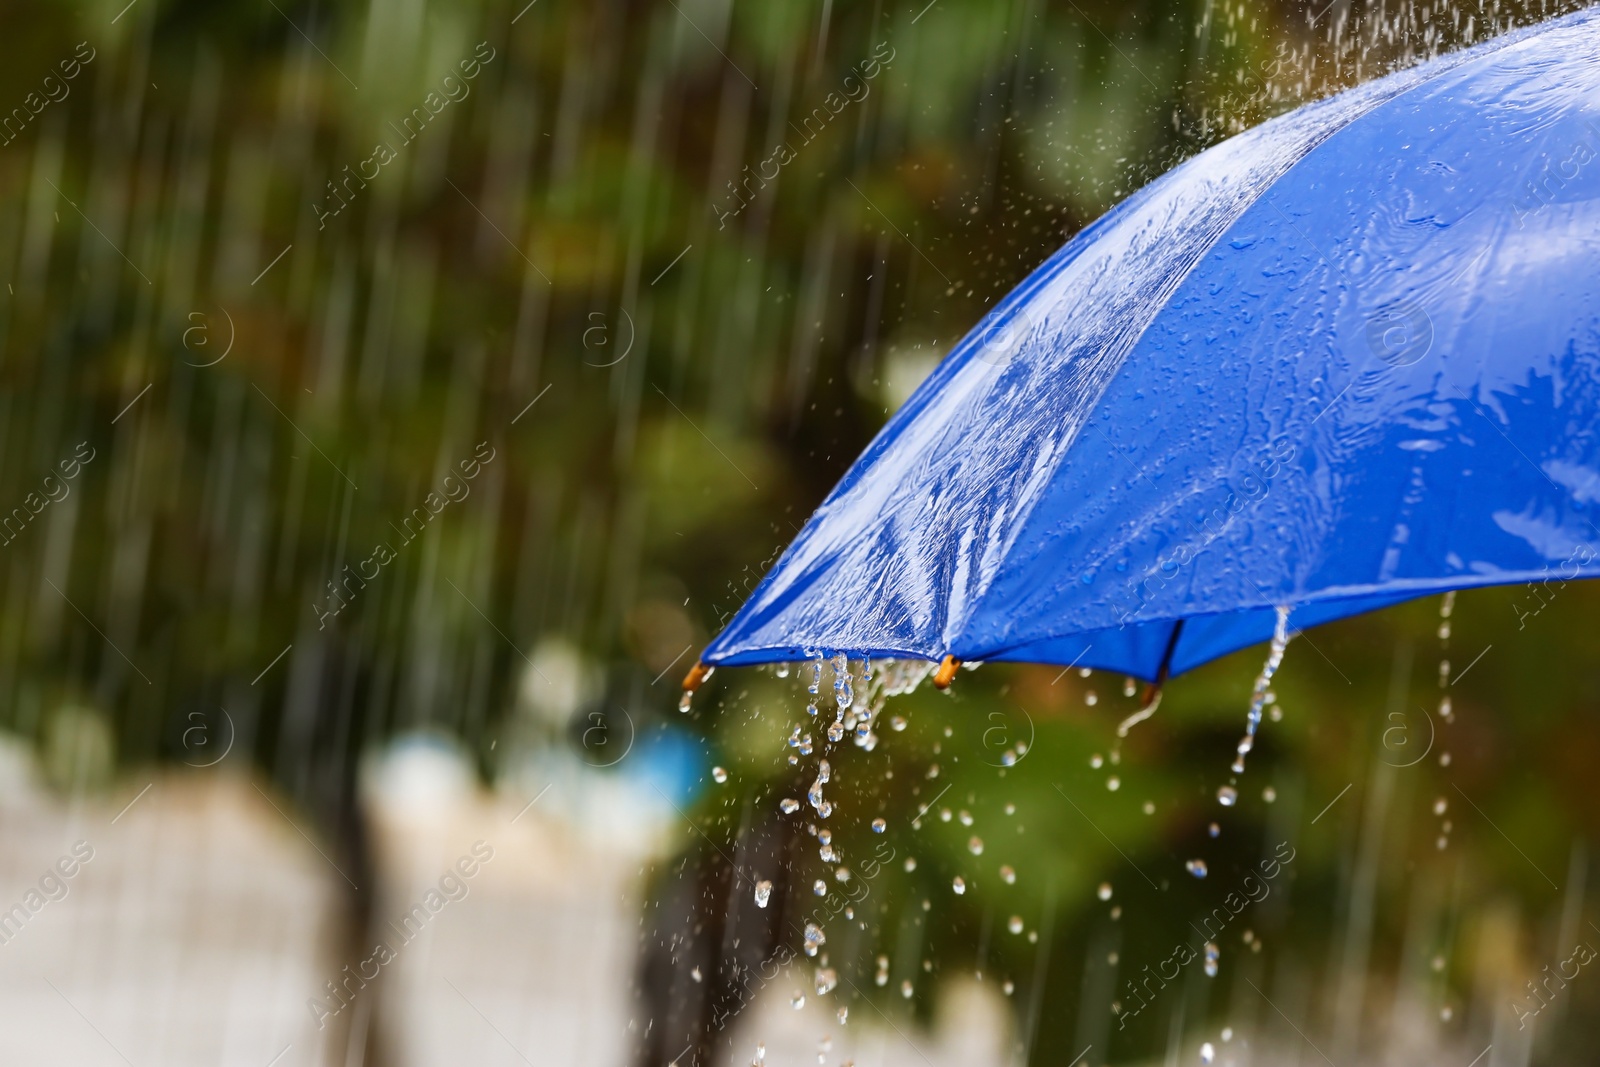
705 8 1600 681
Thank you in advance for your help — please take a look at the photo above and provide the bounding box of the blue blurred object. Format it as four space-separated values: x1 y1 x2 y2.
706 8 1600 681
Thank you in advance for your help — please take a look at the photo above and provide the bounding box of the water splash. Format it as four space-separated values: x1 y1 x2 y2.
1230 606 1292 775
1115 687 1163 738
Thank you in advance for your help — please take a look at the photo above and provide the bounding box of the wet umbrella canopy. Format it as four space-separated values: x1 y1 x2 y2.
703 7 1600 684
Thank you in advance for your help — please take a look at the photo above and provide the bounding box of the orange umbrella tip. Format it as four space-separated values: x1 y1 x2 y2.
932 654 960 690
682 660 714 692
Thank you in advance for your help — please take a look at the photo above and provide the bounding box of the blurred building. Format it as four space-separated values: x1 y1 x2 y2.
714 973 1014 1067
0 741 345 1066
360 730 681 1067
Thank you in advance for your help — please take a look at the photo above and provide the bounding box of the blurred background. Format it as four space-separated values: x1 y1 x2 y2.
0 0 1596 1064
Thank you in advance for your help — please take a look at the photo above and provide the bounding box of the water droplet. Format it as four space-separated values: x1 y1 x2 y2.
871 817 887 833
1142 801 1155 815
815 967 838 995
1437 835 1449 850
1004 803 1016 815
1441 1005 1453 1021
752 1041 766 1065
1000 865 1016 884
834 866 851 882
1262 786 1277 803
1431 955 1445 972
818 829 832 845
926 763 940 779
791 992 806 1009
803 922 826 956
712 766 728 783
1208 821 1221 838
939 808 952 822
678 692 693 713
1200 1041 1215 1064
1217 785 1238 807
903 857 917 872
1110 905 1121 920
1203 941 1219 977
968 836 984 855
691 966 702 982
1124 677 1137 697
952 876 966 894
1439 751 1452 766
1106 776 1120 791
1187 859 1208 879
1085 690 1098 706
780 798 800 814
901 980 914 999
755 880 772 907
813 879 826 896
957 809 973 826
1090 754 1104 769
1221 1027 1233 1042
1002 979 1015 995
1433 797 1447 815
1097 882 1113 901
1008 915 1024 934
837 1005 849 1024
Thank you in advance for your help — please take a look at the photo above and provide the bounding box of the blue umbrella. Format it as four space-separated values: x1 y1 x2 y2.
690 8 1600 697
